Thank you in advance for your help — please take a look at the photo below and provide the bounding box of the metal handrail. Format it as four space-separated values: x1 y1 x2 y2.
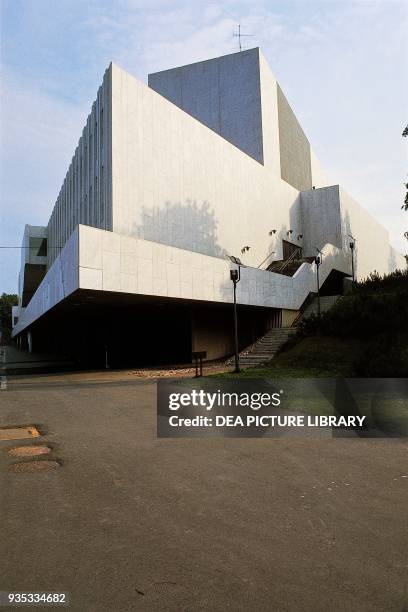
291 292 316 327
257 250 275 269
278 247 302 273
292 294 342 327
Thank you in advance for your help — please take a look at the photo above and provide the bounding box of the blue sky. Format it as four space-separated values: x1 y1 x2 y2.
0 0 407 293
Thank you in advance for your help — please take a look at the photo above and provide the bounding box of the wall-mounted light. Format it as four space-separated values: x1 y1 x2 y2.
268 229 277 235
287 230 293 236
240 245 250 254
297 234 303 241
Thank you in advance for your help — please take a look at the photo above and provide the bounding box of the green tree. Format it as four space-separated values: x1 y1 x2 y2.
0 293 18 341
403 126 408 242
403 125 408 213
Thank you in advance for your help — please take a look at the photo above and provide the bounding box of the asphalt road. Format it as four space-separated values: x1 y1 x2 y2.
0 373 407 611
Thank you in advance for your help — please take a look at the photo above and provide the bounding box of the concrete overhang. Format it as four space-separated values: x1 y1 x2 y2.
13 224 351 338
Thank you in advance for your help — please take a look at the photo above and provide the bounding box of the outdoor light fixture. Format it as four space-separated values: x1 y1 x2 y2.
228 255 244 373
314 255 321 317
268 229 277 235
348 235 356 283
297 234 303 241
287 230 293 236
230 269 239 282
240 245 250 254
229 255 243 266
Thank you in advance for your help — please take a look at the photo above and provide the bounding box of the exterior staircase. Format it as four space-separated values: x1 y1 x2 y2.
266 248 315 277
229 294 341 369
267 257 314 277
228 327 297 368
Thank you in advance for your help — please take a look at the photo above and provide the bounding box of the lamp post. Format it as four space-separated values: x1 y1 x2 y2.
349 236 356 284
229 255 243 373
230 267 240 373
315 255 321 317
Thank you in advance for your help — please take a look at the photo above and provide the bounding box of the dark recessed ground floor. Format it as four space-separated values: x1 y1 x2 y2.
14 267 348 369
15 290 282 369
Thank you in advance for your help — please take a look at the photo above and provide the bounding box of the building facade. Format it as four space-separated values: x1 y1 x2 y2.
12 49 405 365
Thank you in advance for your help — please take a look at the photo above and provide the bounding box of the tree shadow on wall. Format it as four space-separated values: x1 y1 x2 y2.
131 199 229 259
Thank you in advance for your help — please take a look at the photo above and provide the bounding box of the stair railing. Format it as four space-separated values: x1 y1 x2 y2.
257 250 276 269
277 247 303 273
291 292 317 327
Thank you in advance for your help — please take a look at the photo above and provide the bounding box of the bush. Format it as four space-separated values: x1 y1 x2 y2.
355 268 408 294
298 270 408 377
354 333 408 377
300 290 408 340
0 293 18 341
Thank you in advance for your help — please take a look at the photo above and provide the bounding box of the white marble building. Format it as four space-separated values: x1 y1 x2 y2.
12 49 405 364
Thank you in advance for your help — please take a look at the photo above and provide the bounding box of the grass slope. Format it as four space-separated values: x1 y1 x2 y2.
213 269 408 378
215 336 367 378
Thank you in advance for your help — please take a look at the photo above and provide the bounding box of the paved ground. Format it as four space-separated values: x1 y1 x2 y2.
0 372 407 611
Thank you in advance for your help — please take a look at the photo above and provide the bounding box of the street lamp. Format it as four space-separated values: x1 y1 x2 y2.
314 255 321 317
229 256 243 373
348 235 356 284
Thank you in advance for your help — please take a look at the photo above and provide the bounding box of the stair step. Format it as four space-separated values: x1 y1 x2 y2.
240 360 271 365
242 354 277 358
226 325 298 368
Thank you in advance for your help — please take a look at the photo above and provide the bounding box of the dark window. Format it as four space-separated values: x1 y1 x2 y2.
29 237 47 257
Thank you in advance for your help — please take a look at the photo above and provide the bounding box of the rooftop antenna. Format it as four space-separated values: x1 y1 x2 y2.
233 24 254 52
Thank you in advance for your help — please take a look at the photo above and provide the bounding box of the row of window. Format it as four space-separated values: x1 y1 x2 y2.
47 80 109 266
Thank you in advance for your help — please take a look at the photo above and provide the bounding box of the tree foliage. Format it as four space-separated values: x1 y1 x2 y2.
298 270 408 376
403 125 408 216
0 293 18 341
